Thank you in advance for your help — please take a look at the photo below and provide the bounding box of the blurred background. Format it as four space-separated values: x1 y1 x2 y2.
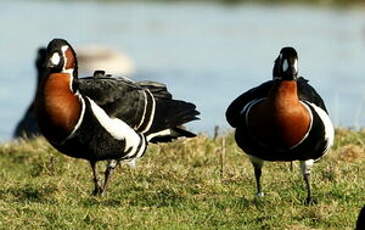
1 0 365 142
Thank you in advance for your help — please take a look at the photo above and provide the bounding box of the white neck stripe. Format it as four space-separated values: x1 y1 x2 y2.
65 94 86 140
61 45 68 53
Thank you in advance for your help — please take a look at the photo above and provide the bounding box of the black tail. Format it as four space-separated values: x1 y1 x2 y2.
138 81 200 142
147 97 199 136
148 127 197 143
161 98 198 126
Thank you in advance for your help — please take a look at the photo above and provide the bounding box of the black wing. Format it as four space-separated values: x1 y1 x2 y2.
77 76 148 129
226 80 274 128
297 77 328 113
135 80 199 137
77 75 199 139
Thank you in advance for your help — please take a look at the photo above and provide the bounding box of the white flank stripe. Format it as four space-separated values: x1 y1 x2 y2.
124 135 147 159
308 102 335 153
140 89 156 133
65 94 86 140
146 129 172 142
87 97 142 155
136 136 147 158
242 98 266 125
135 90 148 130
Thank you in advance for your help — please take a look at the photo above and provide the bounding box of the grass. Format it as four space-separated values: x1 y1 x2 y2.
0 129 364 229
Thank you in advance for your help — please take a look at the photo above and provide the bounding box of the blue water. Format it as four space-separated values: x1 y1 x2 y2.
1 1 365 141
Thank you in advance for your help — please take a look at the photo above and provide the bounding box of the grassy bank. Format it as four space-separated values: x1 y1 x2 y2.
0 129 364 229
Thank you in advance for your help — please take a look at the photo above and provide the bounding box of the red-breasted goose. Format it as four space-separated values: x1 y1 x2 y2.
226 47 334 204
36 39 200 195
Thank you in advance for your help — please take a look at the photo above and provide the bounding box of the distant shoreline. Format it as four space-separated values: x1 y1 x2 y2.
56 0 364 7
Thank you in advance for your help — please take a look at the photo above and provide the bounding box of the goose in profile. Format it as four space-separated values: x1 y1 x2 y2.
36 39 199 195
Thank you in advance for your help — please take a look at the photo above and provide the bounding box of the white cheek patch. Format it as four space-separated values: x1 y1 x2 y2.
282 59 289 72
293 59 298 72
51 52 61 65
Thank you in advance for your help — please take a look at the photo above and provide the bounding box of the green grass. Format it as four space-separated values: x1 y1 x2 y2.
0 129 364 229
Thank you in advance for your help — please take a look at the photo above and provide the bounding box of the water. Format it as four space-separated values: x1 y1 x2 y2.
1 1 365 141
